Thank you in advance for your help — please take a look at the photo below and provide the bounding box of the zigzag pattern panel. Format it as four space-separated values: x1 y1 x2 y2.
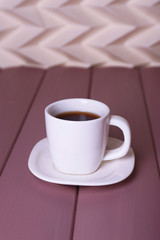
0 0 160 68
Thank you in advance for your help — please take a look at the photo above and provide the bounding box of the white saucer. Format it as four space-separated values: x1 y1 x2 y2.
28 138 135 186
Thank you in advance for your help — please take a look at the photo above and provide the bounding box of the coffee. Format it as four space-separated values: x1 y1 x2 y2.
55 111 100 121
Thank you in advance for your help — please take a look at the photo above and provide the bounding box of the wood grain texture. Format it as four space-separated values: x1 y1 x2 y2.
0 67 91 240
140 68 160 170
73 68 160 240
0 67 44 174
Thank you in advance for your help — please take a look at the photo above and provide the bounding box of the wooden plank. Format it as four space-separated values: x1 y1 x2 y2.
73 68 160 240
0 67 91 240
0 67 44 174
140 68 160 169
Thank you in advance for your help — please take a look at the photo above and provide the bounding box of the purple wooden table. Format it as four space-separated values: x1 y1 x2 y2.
0 67 160 240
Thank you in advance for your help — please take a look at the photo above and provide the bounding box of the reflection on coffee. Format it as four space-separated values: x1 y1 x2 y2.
55 111 100 121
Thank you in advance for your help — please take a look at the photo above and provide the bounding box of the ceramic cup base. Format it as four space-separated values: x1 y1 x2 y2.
28 137 135 186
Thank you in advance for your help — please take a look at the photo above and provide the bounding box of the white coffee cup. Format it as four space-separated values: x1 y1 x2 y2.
45 98 131 175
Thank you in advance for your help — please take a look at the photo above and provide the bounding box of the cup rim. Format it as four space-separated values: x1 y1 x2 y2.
45 98 110 123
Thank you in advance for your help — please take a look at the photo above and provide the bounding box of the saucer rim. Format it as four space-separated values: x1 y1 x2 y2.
28 138 135 186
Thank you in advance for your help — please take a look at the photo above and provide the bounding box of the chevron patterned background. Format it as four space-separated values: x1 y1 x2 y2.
0 0 160 68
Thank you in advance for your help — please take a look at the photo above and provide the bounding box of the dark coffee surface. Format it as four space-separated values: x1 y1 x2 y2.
55 111 100 121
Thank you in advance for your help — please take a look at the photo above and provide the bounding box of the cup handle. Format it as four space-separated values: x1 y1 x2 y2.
103 115 131 161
